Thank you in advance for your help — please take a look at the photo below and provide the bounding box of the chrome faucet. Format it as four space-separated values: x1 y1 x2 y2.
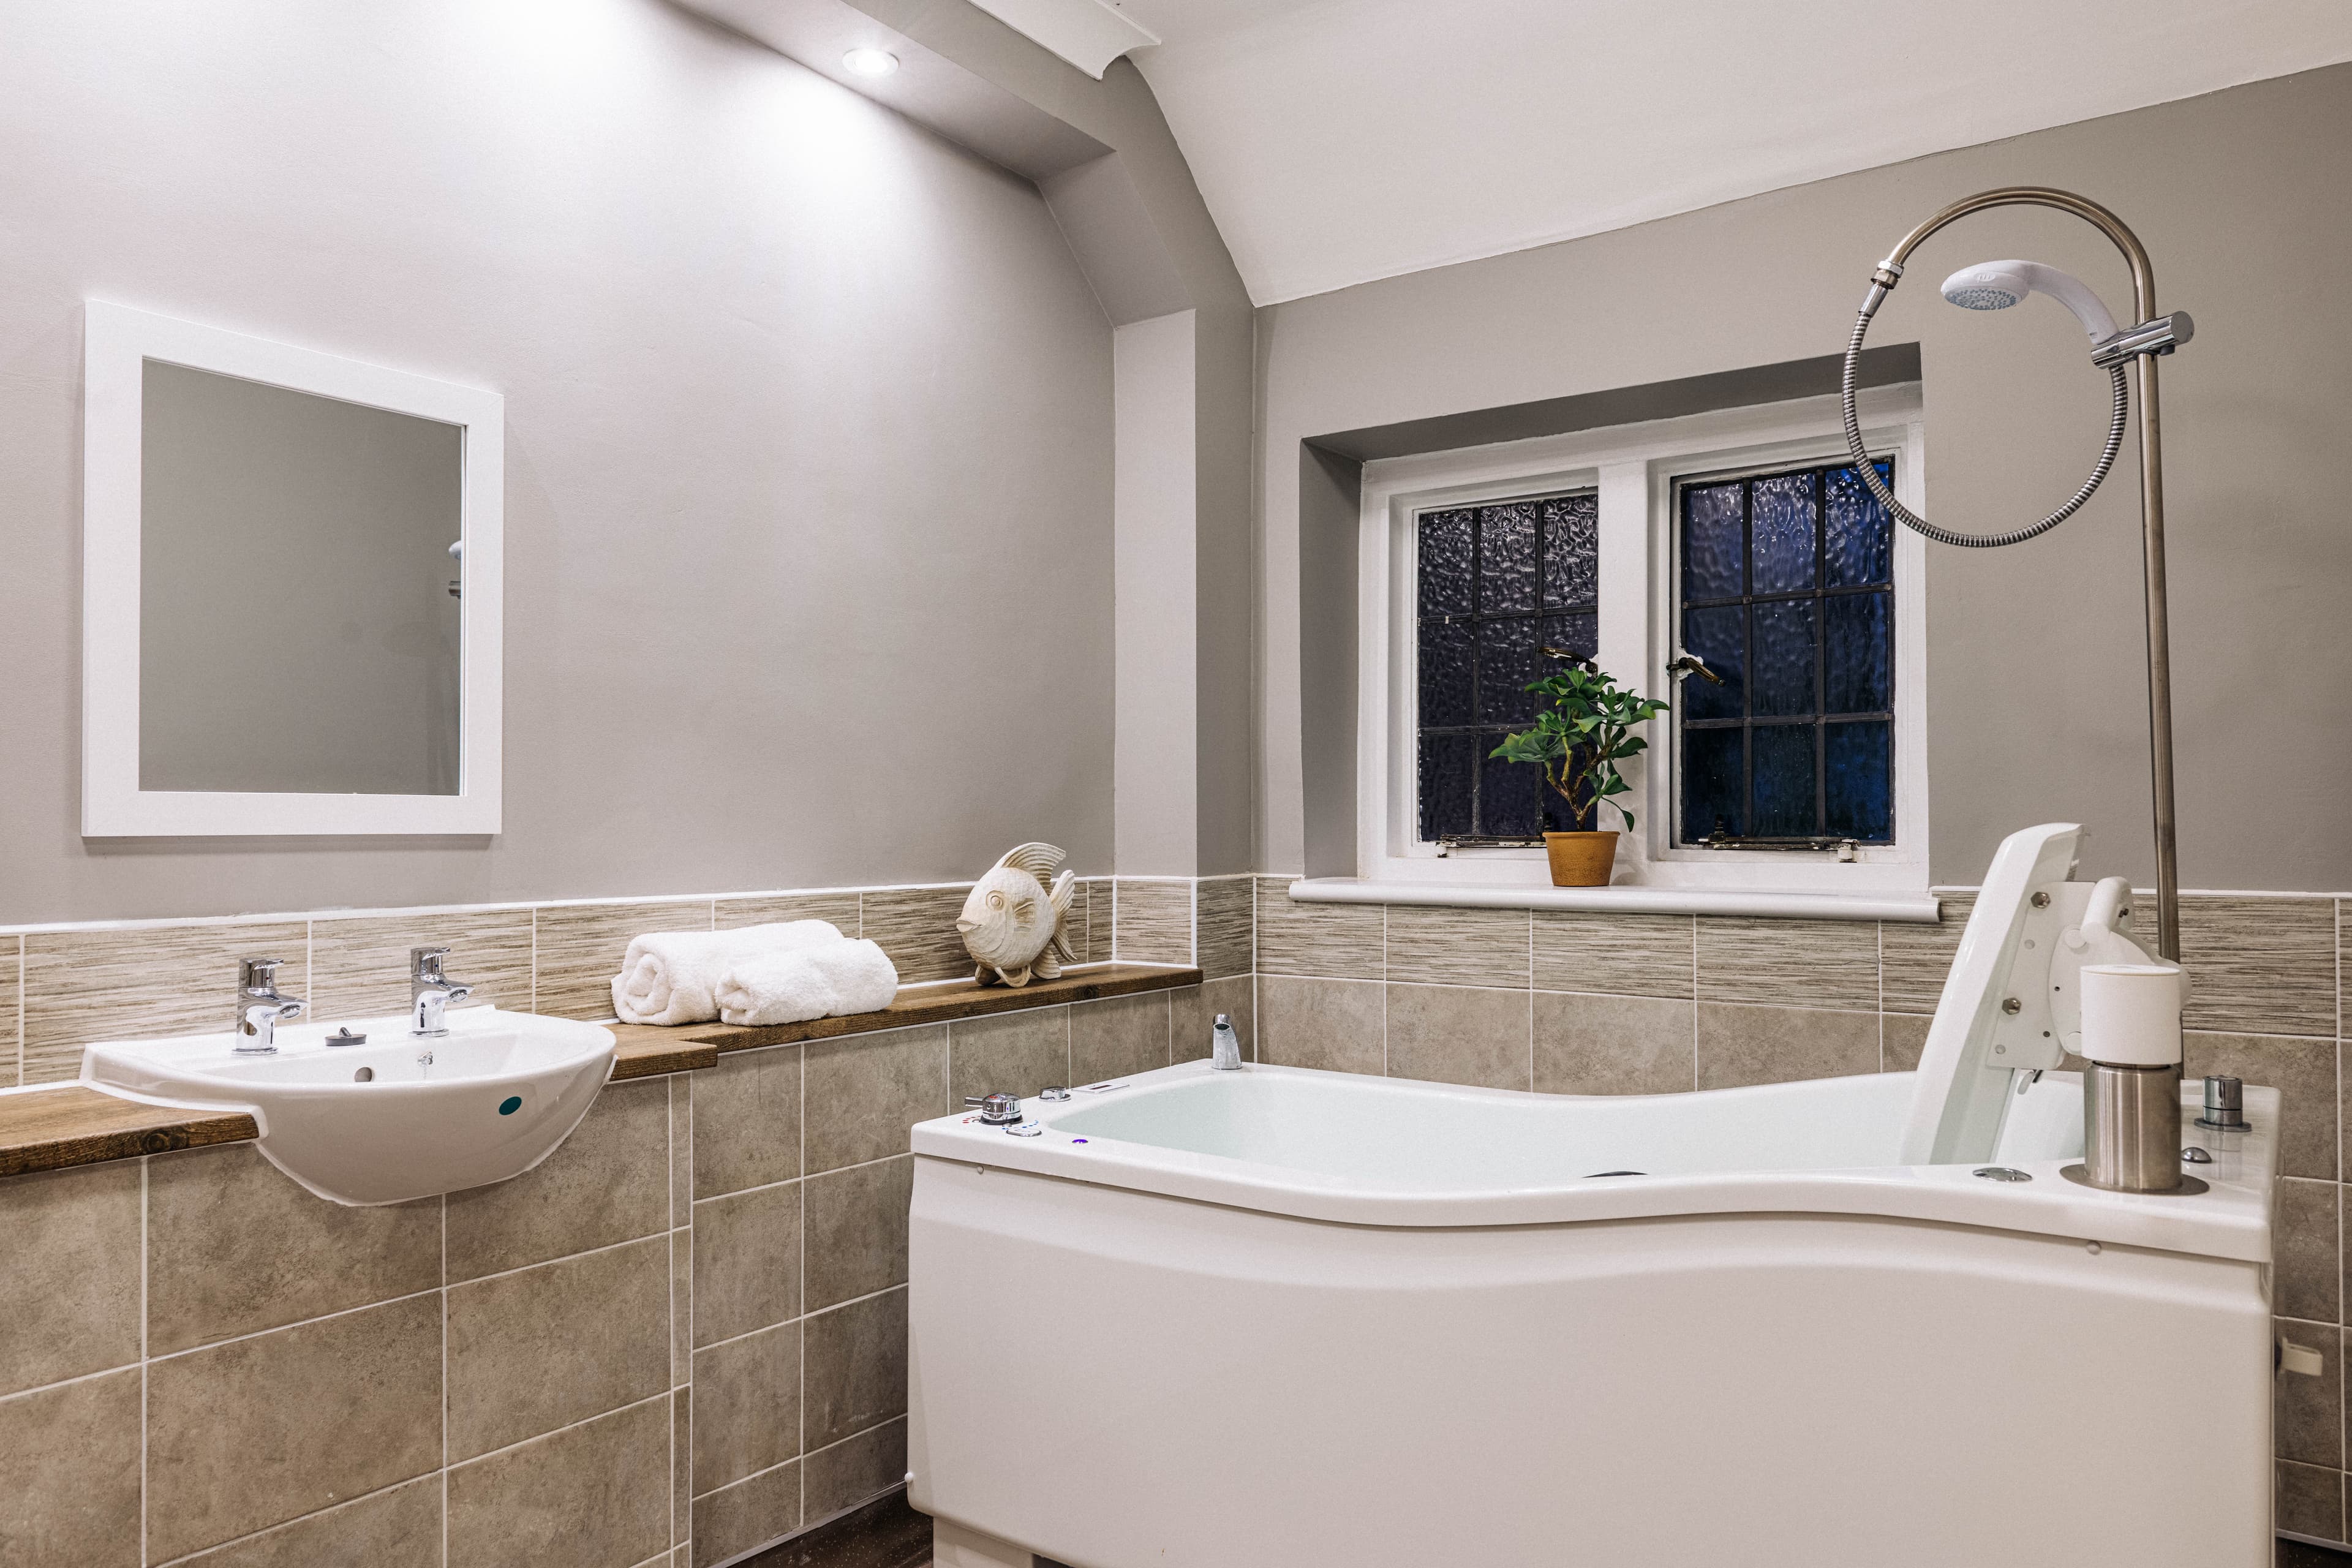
233 957 306 1055
409 947 475 1038
1210 1013 1243 1071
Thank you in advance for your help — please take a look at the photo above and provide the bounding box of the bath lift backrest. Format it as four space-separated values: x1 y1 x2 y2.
1898 821 2169 1167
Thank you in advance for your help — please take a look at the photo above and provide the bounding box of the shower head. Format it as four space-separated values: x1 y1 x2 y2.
1940 259 2120 343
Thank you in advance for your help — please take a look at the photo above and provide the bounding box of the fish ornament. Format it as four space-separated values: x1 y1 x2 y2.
957 842 1079 988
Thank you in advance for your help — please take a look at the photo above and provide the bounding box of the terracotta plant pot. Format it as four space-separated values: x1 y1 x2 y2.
1543 831 1619 887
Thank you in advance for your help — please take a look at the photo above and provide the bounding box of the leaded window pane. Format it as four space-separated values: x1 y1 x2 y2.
1415 490 1599 841
1676 458 1894 845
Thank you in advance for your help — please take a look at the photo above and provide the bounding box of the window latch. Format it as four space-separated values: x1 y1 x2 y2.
1668 653 1725 685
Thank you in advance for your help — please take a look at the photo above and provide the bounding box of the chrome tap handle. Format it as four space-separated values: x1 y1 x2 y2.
235 956 300 1033
235 997 305 1055
410 948 451 987
963 1092 1021 1125
409 947 475 1038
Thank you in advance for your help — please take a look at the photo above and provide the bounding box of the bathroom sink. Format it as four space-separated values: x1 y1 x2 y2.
81 1006 615 1205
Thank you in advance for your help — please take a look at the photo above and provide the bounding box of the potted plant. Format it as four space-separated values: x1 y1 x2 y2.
1488 660 1668 886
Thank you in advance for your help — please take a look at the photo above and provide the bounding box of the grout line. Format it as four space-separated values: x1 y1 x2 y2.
139 1153 149 1568
142 1283 451 1366
148 1472 444 1568
447 1227 669 1293
0 1359 145 1407
440 1190 450 1568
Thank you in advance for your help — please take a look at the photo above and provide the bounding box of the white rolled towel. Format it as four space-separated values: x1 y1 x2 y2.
611 921 843 1025
715 938 900 1027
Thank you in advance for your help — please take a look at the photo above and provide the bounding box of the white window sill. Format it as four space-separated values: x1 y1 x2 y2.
1286 878 1942 923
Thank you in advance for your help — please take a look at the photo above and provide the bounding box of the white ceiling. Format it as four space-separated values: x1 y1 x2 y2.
1108 0 2352 304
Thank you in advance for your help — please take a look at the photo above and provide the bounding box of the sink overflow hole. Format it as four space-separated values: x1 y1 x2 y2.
498 1095 522 1116
353 1066 374 1082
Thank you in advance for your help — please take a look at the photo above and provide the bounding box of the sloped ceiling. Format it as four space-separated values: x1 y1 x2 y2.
1109 0 2352 304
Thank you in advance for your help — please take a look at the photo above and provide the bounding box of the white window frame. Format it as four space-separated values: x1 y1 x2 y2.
1356 385 1926 895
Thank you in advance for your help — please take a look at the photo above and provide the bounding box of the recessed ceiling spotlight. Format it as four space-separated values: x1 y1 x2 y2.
842 48 899 78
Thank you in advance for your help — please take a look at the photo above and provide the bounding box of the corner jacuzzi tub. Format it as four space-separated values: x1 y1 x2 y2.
909 826 2278 1568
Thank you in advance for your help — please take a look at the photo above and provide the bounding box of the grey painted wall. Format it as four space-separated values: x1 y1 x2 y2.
1257 64 2352 892
0 0 1115 923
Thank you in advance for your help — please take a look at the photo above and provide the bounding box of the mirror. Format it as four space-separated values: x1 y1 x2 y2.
83 302 503 835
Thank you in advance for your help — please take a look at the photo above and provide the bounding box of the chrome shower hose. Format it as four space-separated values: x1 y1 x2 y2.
1841 298 2130 548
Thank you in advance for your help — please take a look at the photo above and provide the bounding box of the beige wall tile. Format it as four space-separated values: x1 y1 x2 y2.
1881 1012 1932 1072
2186 1031 2336 1180
1081 880 1112 965
1532 911 1694 999
1257 976 1382 1076
712 892 860 935
671 1229 692 1391
948 1008 1069 1105
2179 895 2336 1038
673 1387 692 1548
858 887 971 986
148 1142 440 1356
1070 992 1170 1084
693 1046 802 1200
803 1417 908 1526
1879 895 1975 1012
2 935 19 1088
1385 905 1531 989
445 1394 670 1568
1696 918 1879 1011
1062 879 1091 970
22 920 309 1084
447 1076 670 1281
1533 992 1695 1096
1196 878 1254 980
2276 1178 2342 1326
1695 1003 1879 1090
2279 1318 2342 1466
2276 1458 2342 1542
691 1321 800 1493
692 1182 802 1348
147 1294 442 1562
1385 983 1531 1091
178 1474 441 1568
1256 879 1381 979
669 1078 692 1229
804 1156 913 1313
0 1159 141 1396
804 1025 949 1175
308 908 533 1022
535 900 712 1022
0 1366 141 1567
1172 976 1254 1064
802 1287 908 1452
447 1237 670 1462
690 1461 799 1568
1113 880 1193 965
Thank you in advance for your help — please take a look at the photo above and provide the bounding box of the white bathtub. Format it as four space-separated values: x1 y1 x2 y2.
908 826 2279 1567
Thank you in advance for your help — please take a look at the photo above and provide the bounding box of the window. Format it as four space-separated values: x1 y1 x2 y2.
1357 385 1925 895
1414 493 1597 842
1675 459 1896 846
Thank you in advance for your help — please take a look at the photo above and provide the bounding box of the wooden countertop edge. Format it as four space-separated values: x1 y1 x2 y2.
3 965 1207 1178
0 1086 262 1180
607 962 1205 1069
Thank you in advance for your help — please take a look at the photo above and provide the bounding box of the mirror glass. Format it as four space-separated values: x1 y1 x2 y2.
138 361 465 796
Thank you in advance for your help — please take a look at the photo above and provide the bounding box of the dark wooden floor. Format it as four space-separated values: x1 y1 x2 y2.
749 1499 2349 1568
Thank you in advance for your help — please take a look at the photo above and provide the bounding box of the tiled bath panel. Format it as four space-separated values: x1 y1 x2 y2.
1250 879 2351 1540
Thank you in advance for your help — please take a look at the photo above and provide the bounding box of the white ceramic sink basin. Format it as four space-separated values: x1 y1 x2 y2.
81 1006 616 1205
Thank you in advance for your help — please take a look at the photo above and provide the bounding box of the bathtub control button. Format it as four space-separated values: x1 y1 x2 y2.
1038 1086 1071 1101
1972 1166 2033 1183
1006 1121 1044 1137
963 1093 1022 1125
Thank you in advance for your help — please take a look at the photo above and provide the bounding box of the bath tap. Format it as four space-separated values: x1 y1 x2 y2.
1210 1014 1243 1071
409 946 476 1038
232 957 305 1054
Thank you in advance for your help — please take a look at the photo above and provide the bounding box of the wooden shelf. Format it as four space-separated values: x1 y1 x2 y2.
608 962 1202 1078
0 1086 259 1179
0 964 1205 1176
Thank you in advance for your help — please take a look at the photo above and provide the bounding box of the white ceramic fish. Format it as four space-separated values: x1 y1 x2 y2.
957 842 1078 988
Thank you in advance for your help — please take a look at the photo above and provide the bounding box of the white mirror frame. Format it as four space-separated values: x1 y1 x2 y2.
82 301 503 836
